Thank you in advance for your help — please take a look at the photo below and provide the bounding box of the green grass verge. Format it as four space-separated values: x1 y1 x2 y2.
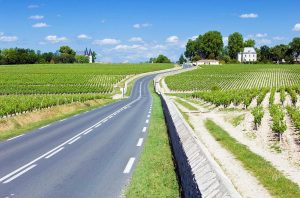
175 98 198 111
0 99 113 141
204 119 300 198
230 114 245 127
125 82 180 198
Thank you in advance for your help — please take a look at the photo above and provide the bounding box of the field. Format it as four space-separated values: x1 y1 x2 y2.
164 64 300 197
165 64 300 91
0 63 173 117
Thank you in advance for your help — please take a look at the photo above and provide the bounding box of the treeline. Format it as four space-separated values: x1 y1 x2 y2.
0 46 96 65
179 31 300 64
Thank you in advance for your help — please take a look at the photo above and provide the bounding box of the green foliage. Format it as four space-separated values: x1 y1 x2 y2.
228 32 244 59
192 88 259 108
287 106 300 131
257 88 269 105
290 37 300 59
200 31 223 59
75 55 89 63
150 54 171 63
269 105 287 134
178 54 186 64
251 106 264 128
269 87 276 105
286 87 298 106
279 87 286 105
244 39 256 47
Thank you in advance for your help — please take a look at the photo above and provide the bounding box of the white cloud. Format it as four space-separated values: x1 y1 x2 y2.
166 35 179 44
153 44 167 50
32 22 49 28
77 34 91 39
0 32 18 42
45 35 68 43
93 38 121 45
113 44 147 51
129 37 144 42
28 4 39 9
256 33 267 38
133 23 152 29
29 15 44 20
191 35 198 40
293 23 300 31
240 13 258 19
256 39 272 45
273 36 285 41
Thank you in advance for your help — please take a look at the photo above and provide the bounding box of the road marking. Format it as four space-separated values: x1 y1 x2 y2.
45 147 64 159
7 134 24 141
68 137 81 145
123 158 135 174
60 118 67 122
136 138 143 147
0 85 143 183
3 164 37 184
145 119 149 124
39 124 50 130
147 115 150 118
142 127 147 133
73 114 79 117
83 129 93 135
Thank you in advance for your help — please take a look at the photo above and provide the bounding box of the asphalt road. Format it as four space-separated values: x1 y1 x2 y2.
0 74 155 198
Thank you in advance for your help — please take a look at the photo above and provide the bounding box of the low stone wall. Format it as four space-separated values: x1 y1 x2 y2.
155 72 241 198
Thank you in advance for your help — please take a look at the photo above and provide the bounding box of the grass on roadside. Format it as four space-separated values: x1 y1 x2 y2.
204 119 300 198
125 82 180 198
0 99 113 141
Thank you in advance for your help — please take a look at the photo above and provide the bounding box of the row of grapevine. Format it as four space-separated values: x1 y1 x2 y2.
269 87 276 105
286 87 298 106
251 106 264 129
0 94 110 118
269 105 287 141
257 88 269 105
191 89 259 108
287 106 300 131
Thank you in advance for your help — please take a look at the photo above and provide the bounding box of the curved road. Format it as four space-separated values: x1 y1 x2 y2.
0 74 156 198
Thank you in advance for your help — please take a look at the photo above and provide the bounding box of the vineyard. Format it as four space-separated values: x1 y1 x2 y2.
165 64 300 91
0 63 173 117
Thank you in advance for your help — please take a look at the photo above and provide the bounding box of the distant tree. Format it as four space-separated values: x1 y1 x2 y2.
191 54 201 62
92 51 97 63
184 39 197 60
59 46 76 63
154 54 171 63
290 37 300 62
228 32 244 59
178 54 187 64
258 45 271 63
270 44 289 63
148 57 156 63
244 39 256 47
200 31 223 59
75 55 89 63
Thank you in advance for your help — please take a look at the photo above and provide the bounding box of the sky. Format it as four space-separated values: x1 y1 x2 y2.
0 0 299 63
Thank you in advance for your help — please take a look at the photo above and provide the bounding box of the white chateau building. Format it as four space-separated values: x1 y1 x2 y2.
84 48 93 63
237 47 257 63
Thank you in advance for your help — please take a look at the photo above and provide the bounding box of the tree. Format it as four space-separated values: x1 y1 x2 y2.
59 46 76 63
178 54 187 64
244 39 256 47
153 54 171 63
270 44 289 63
199 31 223 59
259 45 271 63
184 39 197 60
75 55 89 63
290 37 300 62
92 51 97 63
228 32 244 59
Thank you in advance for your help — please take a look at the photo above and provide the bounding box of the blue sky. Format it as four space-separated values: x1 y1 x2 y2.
0 0 299 63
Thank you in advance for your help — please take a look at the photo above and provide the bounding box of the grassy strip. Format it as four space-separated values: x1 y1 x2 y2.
204 119 300 198
175 98 198 111
0 99 113 141
125 82 180 197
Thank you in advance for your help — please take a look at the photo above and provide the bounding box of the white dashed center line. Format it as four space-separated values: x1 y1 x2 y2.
7 134 24 141
3 164 37 184
68 137 81 145
145 119 149 124
45 147 64 159
136 138 143 147
123 158 135 174
142 127 147 133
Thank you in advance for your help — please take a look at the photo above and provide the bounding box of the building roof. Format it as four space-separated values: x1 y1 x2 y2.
243 47 256 54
